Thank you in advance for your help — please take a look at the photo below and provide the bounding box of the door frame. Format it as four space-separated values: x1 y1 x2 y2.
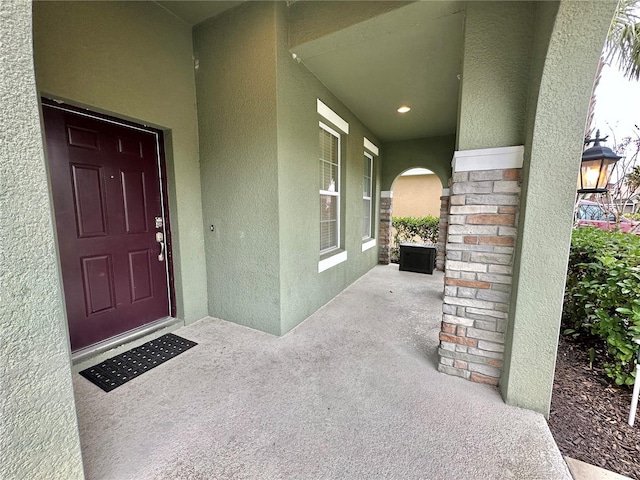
41 97 177 356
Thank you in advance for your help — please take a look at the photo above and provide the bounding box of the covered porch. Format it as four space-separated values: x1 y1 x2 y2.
73 265 569 479
2 0 618 477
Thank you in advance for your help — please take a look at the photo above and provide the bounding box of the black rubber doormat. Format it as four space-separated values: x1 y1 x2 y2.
79 333 197 392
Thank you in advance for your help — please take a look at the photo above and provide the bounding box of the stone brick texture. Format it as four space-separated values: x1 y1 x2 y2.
436 195 449 271
438 168 521 386
378 196 393 264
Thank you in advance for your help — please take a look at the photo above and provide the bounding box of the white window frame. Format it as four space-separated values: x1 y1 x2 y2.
317 99 349 134
319 121 341 255
363 151 374 240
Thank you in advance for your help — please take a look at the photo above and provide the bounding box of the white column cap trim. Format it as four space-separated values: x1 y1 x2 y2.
318 250 348 273
362 238 377 252
442 188 450 196
364 137 379 155
317 99 349 134
381 190 393 198
452 145 524 172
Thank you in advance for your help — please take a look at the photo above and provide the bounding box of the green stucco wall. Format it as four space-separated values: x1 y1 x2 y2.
193 2 381 335
502 0 616 415
275 2 382 334
521 2 560 150
381 136 455 191
193 2 282 335
1 2 84 478
32 1 208 324
457 2 536 150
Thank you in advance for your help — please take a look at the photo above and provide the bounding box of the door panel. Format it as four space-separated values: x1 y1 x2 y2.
43 103 171 352
121 170 148 233
117 136 144 157
67 125 100 150
81 255 116 315
128 250 153 302
71 164 108 237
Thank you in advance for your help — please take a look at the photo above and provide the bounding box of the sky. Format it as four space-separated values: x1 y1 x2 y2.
592 62 640 143
591 61 640 187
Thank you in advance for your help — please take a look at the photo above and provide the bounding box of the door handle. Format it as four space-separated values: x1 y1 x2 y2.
156 232 165 262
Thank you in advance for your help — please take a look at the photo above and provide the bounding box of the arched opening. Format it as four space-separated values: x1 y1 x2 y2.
388 168 444 265
377 135 454 266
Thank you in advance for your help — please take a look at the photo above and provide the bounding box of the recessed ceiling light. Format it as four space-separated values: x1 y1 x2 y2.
397 106 411 113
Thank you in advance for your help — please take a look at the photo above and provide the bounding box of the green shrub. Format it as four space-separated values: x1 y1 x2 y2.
390 216 439 261
564 227 640 385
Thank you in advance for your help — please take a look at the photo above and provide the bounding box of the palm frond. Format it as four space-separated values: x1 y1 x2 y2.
605 0 640 81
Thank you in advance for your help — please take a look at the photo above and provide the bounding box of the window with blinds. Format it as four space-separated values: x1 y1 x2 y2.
363 152 373 239
319 123 340 253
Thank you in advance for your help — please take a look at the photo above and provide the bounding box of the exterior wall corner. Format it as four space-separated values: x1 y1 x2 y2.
499 0 618 416
2 2 84 477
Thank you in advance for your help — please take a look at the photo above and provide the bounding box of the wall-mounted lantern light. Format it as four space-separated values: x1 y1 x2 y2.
577 130 622 194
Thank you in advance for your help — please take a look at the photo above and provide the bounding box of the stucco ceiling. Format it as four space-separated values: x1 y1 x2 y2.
292 1 465 142
158 1 464 143
156 1 245 26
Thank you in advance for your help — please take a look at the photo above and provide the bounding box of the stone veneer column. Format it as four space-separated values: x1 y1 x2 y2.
435 188 450 272
438 146 523 386
378 191 393 264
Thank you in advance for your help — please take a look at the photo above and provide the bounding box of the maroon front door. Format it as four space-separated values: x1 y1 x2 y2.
43 102 172 352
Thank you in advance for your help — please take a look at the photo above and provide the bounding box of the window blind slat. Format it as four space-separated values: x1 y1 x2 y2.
319 123 340 253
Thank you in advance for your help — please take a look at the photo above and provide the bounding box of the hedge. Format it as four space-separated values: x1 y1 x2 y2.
390 216 439 261
564 226 640 385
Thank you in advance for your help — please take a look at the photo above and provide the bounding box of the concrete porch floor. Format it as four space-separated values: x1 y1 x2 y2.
72 264 571 479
